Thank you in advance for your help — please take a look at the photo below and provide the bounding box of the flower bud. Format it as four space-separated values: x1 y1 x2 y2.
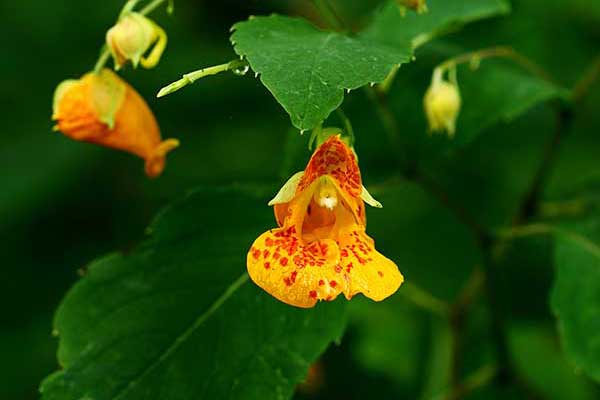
106 12 167 70
423 69 461 137
52 69 178 177
397 0 428 13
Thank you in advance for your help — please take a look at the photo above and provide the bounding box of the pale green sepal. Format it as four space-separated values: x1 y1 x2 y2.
92 70 126 130
361 185 383 208
268 171 304 206
52 79 78 118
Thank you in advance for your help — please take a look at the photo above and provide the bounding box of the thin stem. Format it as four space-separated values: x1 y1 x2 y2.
432 364 498 400
436 46 554 83
335 108 355 146
400 282 450 317
414 171 490 245
539 198 591 219
364 86 406 161
157 59 247 98
93 0 169 73
448 267 485 389
119 0 140 18
513 104 573 224
571 53 600 103
140 0 168 15
497 223 600 259
311 0 344 30
481 245 513 386
94 45 111 73
378 65 400 94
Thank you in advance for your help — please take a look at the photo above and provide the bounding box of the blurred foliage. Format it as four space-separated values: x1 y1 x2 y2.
1 0 600 399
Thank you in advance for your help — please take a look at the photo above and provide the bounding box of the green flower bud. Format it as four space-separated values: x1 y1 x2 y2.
424 69 461 137
106 12 167 70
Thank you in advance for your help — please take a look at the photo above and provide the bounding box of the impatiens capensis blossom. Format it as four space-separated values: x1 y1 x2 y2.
397 0 428 13
106 12 167 70
52 69 179 177
424 68 461 137
247 135 403 308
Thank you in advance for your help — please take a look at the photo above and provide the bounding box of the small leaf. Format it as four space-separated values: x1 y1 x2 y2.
363 0 511 49
231 15 410 131
40 186 347 400
551 210 600 383
230 0 510 131
456 60 569 145
509 323 598 400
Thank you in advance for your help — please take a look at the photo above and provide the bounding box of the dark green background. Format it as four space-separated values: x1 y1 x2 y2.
1 0 599 399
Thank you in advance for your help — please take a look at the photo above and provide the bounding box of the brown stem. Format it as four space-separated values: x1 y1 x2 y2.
513 104 573 224
572 54 600 103
448 267 485 392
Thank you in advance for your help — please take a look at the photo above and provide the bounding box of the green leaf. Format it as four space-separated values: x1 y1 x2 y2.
508 323 598 400
455 59 569 145
231 15 410 131
40 186 347 400
551 212 600 383
348 296 426 387
368 182 481 300
230 0 509 131
363 0 511 50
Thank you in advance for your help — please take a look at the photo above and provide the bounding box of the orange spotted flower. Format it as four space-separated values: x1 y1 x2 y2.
247 135 403 308
52 68 178 177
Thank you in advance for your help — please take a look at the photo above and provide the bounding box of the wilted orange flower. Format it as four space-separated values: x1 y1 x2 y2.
247 135 403 308
52 69 178 177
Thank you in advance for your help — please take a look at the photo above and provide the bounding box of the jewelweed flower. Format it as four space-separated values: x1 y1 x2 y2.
424 68 461 137
106 12 167 70
397 0 428 13
52 69 178 177
247 135 403 308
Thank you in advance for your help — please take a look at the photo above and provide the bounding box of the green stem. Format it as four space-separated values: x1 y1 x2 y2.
448 267 485 388
432 364 497 400
497 223 600 259
157 59 247 98
140 0 168 15
400 282 450 317
335 108 355 146
513 105 573 224
436 46 554 83
571 53 600 103
378 65 400 94
94 45 111 73
93 0 169 73
311 0 344 30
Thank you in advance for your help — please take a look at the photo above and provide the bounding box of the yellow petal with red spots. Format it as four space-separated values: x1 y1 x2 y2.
337 228 403 301
52 69 178 178
247 228 343 308
247 135 403 307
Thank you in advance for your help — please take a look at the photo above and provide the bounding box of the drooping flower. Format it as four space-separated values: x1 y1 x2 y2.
397 0 428 13
106 12 167 70
52 69 178 177
247 135 403 308
424 68 461 137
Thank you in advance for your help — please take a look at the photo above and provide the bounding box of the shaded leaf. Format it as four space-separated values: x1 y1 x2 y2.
41 186 347 400
231 15 410 131
551 210 600 383
509 323 598 400
231 0 509 131
456 59 569 145
348 296 426 387
362 0 511 49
